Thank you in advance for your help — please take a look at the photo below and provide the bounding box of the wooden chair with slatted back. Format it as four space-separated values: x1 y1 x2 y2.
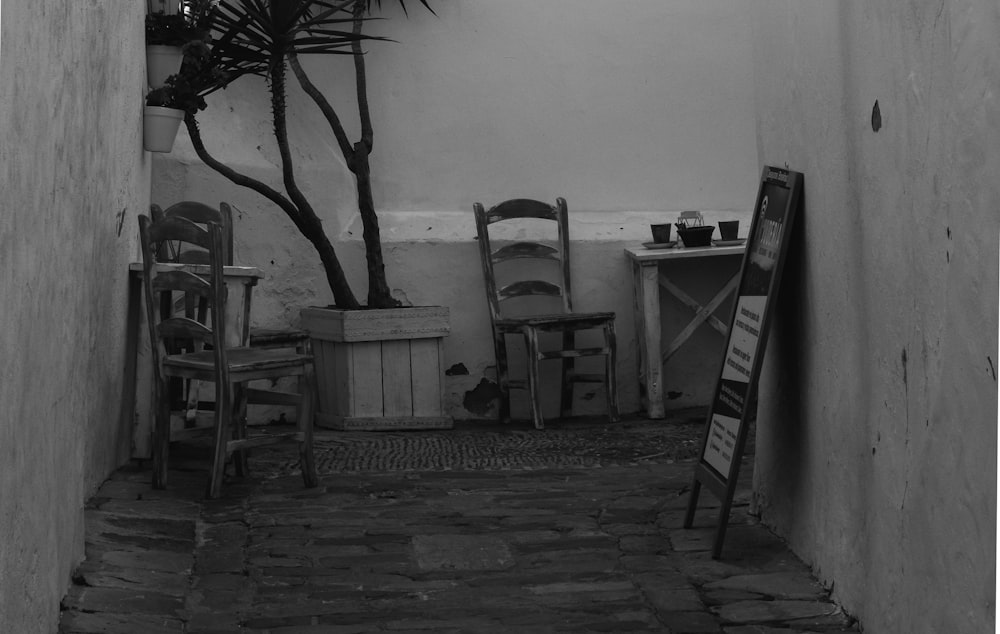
151 201 313 423
138 213 318 499
151 202 236 354
152 201 234 266
473 197 619 429
151 201 311 350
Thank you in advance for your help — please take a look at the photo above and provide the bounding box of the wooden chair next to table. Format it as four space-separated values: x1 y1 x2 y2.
151 201 313 423
138 213 318 498
473 197 619 429
151 201 312 351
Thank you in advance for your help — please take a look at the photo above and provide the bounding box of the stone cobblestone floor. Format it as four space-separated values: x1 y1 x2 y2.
59 412 858 633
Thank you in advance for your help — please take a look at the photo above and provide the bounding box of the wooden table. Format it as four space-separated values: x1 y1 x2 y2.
121 262 263 459
625 244 746 419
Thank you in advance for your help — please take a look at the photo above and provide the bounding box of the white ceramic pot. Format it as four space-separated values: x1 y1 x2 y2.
146 45 184 89
148 0 181 15
143 106 184 153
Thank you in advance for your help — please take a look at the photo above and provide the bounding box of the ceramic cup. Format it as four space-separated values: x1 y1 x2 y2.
650 224 672 243
718 220 739 241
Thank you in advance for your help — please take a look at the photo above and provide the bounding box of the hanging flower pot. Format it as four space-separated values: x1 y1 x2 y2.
143 105 184 153
147 0 181 15
145 7 210 89
146 45 184 89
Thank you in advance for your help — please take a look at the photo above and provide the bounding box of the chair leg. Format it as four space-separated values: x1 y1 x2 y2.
524 328 545 430
183 379 200 428
207 381 233 499
231 383 249 478
298 366 319 488
152 380 171 490
560 330 575 420
493 331 512 424
183 296 208 428
605 321 620 423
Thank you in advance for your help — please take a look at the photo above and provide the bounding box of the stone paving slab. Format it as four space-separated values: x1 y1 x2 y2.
59 416 858 633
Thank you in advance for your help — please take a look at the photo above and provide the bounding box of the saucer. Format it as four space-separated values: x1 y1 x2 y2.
642 241 677 249
712 239 746 247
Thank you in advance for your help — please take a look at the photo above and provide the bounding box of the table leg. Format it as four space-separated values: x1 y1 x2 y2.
630 261 644 411
134 286 155 459
634 260 665 419
119 272 142 458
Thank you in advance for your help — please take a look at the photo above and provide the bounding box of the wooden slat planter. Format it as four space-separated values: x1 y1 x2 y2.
300 306 453 431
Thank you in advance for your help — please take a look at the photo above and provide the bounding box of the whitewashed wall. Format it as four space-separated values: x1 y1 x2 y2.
153 0 760 418
750 1 997 632
0 3 148 632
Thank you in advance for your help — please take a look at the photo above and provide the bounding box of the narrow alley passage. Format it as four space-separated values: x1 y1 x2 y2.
59 415 858 633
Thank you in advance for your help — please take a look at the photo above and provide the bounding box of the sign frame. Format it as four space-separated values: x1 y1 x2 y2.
683 165 803 559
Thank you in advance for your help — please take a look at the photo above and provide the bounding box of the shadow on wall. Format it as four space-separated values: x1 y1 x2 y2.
753 197 809 519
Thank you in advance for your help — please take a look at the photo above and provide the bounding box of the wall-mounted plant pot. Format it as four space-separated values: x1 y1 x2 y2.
143 106 184 153
301 306 453 431
146 45 184 89
148 0 181 15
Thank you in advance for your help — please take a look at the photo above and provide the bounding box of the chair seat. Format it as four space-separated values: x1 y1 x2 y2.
164 347 312 375
496 311 615 329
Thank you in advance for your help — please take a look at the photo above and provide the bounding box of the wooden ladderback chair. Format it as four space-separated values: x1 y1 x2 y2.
151 201 310 346
151 202 236 338
473 197 619 429
152 201 312 421
138 213 318 498
152 201 235 266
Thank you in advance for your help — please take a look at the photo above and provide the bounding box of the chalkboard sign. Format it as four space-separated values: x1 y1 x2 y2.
683 165 803 559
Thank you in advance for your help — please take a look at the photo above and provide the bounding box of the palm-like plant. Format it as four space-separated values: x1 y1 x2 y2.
179 0 432 310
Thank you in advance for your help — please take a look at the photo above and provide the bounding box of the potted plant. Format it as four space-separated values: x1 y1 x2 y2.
144 87 186 153
145 1 214 88
144 39 217 153
175 0 450 430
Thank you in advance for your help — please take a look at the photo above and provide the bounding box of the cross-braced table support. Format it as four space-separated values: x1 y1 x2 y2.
625 245 745 418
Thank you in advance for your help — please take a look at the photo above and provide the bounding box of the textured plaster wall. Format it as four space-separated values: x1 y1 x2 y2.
153 0 758 417
0 2 148 632
749 1 997 631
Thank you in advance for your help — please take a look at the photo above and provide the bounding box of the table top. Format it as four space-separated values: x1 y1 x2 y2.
624 243 746 262
129 262 263 278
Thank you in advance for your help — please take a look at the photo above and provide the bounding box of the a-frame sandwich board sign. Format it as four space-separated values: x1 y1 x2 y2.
683 165 803 559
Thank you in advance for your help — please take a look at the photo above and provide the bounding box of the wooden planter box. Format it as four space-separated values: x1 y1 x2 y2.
300 306 453 431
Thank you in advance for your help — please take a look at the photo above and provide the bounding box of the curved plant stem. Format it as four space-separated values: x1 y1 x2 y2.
185 114 299 225
353 0 374 151
350 0 397 308
185 112 361 309
288 53 353 161
287 4 398 309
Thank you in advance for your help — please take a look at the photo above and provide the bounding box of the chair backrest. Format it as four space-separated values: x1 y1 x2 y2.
150 201 234 266
473 197 574 322
138 213 230 385
677 210 704 228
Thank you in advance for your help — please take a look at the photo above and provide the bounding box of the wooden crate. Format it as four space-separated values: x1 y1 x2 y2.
301 306 453 431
